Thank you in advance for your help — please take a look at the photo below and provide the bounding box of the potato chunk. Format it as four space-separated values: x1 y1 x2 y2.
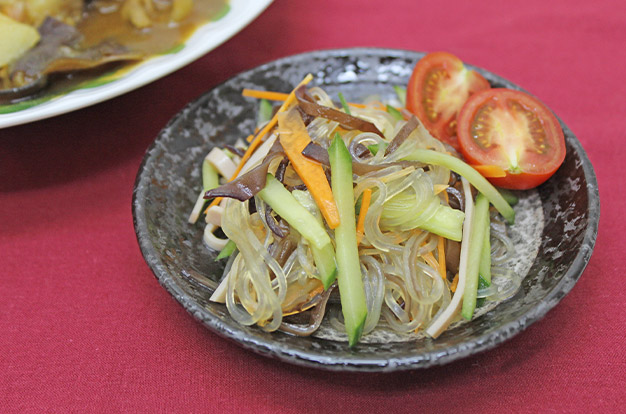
0 13 40 67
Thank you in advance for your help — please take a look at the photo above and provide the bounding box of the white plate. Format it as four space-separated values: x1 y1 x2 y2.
0 0 273 129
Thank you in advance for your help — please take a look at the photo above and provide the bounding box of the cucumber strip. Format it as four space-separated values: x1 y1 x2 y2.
386 104 403 121
328 135 368 347
461 193 490 320
257 99 273 125
402 149 515 224
393 85 407 107
367 142 388 156
338 92 351 115
417 204 465 241
215 239 236 261
499 188 519 206
258 174 336 287
311 243 337 289
202 159 220 191
475 275 490 308
479 217 492 284
258 174 332 251
292 190 337 288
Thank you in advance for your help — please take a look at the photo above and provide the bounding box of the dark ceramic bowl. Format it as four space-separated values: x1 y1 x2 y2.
132 48 599 371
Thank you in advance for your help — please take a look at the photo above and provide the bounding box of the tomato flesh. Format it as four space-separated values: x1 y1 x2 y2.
407 52 490 149
457 89 566 189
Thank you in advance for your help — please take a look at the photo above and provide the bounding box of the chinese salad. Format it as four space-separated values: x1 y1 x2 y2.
187 52 565 346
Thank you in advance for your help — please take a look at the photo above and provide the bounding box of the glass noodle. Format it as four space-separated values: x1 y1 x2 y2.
198 85 518 341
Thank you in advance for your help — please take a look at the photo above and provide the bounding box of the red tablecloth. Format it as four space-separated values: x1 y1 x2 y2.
1 0 623 412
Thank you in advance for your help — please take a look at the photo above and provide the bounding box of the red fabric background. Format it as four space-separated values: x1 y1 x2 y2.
1 0 624 412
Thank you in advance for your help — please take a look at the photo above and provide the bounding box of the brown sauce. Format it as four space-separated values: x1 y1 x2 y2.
0 0 228 106
78 0 229 55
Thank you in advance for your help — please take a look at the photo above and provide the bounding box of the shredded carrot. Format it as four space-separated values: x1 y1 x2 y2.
450 273 459 292
205 195 223 212
205 74 314 213
347 102 367 109
433 184 448 195
374 101 387 111
245 133 254 143
242 89 289 101
437 236 447 280
277 107 340 229
241 87 383 110
423 252 440 275
471 164 507 178
356 188 372 244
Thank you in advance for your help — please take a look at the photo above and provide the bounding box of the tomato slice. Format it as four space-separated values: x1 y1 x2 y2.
406 52 490 150
457 88 566 190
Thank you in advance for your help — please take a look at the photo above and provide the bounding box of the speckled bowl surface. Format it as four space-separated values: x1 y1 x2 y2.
132 48 599 372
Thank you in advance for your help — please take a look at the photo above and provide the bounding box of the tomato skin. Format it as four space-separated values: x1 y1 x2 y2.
457 89 566 190
407 52 490 150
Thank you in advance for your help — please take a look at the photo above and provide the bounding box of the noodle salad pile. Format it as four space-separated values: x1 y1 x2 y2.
187 76 521 346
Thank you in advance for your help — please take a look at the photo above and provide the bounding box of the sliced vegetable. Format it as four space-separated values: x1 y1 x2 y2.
310 243 338 290
367 143 387 156
202 157 220 190
205 74 314 210
475 276 490 308
277 107 340 229
338 92 351 115
386 104 403 121
355 188 372 244
471 164 507 178
417 205 465 241
406 52 490 149
328 135 368 347
499 189 519 206
457 88 566 189
426 178 473 338
257 98 273 125
450 273 459 293
433 184 449 195
393 85 407 107
403 149 515 224
215 240 237 261
240 74 313 174
291 190 338 289
258 174 332 251
461 193 490 320
258 174 336 288
242 89 289 101
243 87 368 109
437 236 446 280
479 218 491 285
380 186 465 241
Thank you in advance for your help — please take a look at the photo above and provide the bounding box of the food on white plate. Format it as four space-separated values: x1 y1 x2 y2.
0 0 228 102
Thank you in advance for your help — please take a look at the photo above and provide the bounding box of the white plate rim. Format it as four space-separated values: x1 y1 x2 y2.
0 0 273 129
